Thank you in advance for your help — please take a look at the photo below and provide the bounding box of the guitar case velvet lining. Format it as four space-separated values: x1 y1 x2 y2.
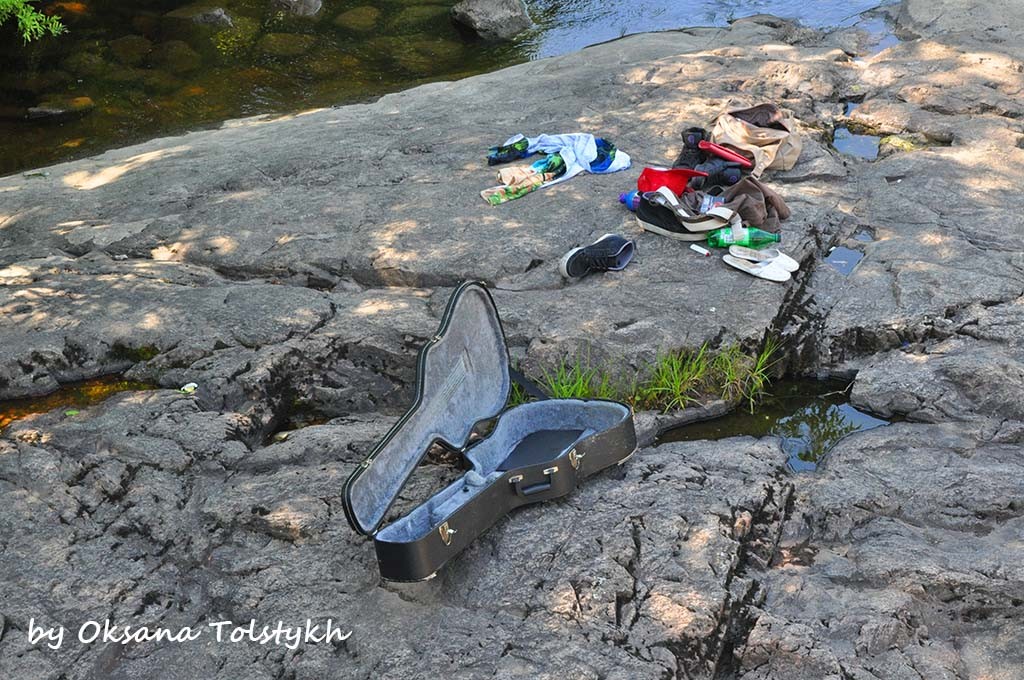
342 281 637 581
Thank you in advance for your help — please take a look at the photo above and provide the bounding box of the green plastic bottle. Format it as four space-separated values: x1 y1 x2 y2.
706 226 781 249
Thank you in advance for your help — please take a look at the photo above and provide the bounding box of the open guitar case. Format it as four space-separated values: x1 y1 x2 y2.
342 281 637 581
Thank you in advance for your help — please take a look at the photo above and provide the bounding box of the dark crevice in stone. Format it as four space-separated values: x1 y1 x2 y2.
712 482 793 678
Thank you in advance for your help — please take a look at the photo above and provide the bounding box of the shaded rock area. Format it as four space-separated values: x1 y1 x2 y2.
1 0 1023 677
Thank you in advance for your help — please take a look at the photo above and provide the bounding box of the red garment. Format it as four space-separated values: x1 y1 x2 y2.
637 166 706 194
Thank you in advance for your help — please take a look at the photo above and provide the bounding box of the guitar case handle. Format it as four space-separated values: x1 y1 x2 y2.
509 466 559 497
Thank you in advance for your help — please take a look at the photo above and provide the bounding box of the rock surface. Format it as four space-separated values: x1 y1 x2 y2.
451 0 533 41
1 0 1023 677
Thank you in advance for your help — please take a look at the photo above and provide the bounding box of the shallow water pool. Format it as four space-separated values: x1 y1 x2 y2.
658 379 889 471
0 376 158 431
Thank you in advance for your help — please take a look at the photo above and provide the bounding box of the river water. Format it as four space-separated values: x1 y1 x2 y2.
1 0 885 175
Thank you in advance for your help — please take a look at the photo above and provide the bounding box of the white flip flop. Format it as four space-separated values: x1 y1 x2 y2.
728 245 799 273
722 254 792 282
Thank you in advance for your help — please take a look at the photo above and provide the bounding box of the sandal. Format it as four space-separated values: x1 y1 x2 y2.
722 254 792 282
728 245 799 272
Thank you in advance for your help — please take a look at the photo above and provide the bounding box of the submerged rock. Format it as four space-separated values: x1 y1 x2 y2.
150 40 203 74
303 48 360 77
165 2 230 25
333 6 380 32
27 95 95 120
366 35 465 74
451 0 532 41
387 4 451 33
162 3 237 52
109 35 153 65
62 51 109 77
103 65 147 84
211 16 260 59
141 70 183 94
258 32 317 57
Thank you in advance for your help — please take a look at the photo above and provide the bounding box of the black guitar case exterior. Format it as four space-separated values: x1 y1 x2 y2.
342 281 637 581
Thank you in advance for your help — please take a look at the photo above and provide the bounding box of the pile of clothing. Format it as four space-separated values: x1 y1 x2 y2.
481 133 631 206
474 104 802 284
624 103 802 283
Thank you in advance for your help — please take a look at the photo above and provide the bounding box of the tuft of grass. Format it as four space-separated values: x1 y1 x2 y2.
540 358 601 400
507 338 781 414
634 344 710 412
506 357 622 408
711 344 748 403
506 377 531 408
591 371 620 401
741 336 780 411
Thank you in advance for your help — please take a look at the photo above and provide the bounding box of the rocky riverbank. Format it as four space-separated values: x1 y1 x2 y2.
2 0 1023 677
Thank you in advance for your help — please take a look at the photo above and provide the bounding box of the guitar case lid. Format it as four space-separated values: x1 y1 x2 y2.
342 282 511 536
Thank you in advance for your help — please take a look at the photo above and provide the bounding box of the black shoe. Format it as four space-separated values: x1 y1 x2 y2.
635 188 732 241
559 234 636 278
672 126 708 169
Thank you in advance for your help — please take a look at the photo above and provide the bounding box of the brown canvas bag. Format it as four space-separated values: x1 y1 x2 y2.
710 103 802 177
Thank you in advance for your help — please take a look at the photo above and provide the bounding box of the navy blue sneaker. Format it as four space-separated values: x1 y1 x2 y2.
559 234 636 279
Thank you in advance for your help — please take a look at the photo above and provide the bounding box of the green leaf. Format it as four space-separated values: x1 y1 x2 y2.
0 0 66 43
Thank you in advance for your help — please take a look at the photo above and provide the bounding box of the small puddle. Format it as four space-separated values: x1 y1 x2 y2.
851 15 900 54
825 246 865 275
0 376 157 431
658 379 889 471
853 229 875 242
833 126 880 159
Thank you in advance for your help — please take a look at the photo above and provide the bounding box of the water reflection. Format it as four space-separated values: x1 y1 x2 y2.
775 399 887 471
825 245 864 275
658 379 889 471
832 127 881 160
525 0 886 56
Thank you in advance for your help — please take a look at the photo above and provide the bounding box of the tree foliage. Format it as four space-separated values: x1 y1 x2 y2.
0 0 65 42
